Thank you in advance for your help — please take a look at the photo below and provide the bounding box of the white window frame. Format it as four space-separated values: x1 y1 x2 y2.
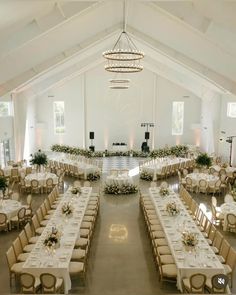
172 101 184 135
53 101 65 134
227 102 236 118
0 101 12 117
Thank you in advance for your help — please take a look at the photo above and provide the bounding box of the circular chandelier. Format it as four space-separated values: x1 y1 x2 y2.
103 31 144 73
109 78 130 89
103 1 144 74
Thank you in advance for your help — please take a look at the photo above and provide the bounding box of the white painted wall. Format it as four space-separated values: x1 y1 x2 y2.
35 76 85 151
218 94 236 165
34 65 202 151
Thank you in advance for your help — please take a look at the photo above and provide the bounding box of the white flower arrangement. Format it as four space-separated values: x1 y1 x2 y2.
166 202 179 216
182 231 198 247
70 187 81 195
44 227 61 248
140 171 153 181
61 202 74 216
160 187 169 196
104 183 138 195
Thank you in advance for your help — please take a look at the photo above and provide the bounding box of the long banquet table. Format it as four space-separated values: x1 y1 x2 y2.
149 187 225 292
23 186 92 293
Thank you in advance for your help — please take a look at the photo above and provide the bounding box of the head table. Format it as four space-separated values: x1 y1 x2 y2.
23 186 92 294
149 187 225 292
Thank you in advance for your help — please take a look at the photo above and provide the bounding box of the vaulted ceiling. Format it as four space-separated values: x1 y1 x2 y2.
1 0 236 98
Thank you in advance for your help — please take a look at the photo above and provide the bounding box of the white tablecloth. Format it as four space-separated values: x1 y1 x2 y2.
186 173 219 186
25 172 58 187
0 199 22 220
211 165 236 177
149 187 224 292
50 157 100 179
220 202 236 231
106 174 133 186
23 186 92 294
3 166 26 177
142 157 190 177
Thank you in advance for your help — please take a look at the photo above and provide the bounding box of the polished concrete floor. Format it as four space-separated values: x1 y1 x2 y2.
1 157 236 294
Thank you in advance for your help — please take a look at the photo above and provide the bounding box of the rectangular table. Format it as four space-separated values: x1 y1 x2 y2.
23 186 92 294
149 187 225 292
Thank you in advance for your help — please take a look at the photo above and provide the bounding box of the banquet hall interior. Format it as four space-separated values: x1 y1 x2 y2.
1 0 236 294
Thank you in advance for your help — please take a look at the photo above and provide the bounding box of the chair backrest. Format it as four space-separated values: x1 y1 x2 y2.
215 179 221 188
208 224 216 241
199 179 207 188
213 231 223 249
226 247 236 269
40 273 56 293
11 168 19 177
19 230 28 248
226 213 236 226
224 194 234 203
13 237 23 257
24 222 33 241
26 194 32 206
189 273 206 292
210 167 216 174
32 215 40 232
0 212 7 225
31 179 39 188
211 274 229 293
18 207 26 221
20 273 36 293
185 177 192 185
6 246 17 269
211 196 217 208
160 181 168 189
46 178 53 186
219 169 226 176
219 239 230 260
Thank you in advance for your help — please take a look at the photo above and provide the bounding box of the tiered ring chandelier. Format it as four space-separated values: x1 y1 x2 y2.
103 1 144 74
109 78 130 89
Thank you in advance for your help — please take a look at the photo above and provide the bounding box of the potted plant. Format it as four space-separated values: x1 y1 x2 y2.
0 175 8 197
30 150 48 172
195 153 212 168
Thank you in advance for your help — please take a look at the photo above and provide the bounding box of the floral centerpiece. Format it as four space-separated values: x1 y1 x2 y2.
231 185 236 201
30 150 48 172
160 187 169 196
166 202 179 216
87 171 101 181
70 186 81 195
44 227 61 249
0 176 8 196
61 202 73 217
195 153 212 168
182 231 198 251
140 171 153 181
104 183 138 195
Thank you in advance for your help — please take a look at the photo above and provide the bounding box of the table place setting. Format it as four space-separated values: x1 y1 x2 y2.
149 186 225 291
23 186 92 294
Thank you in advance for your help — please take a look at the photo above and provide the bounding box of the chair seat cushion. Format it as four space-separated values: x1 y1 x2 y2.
35 227 45 235
85 210 96 216
40 220 48 227
11 262 24 273
75 238 88 248
71 249 86 261
80 229 90 238
150 225 163 232
216 255 225 264
159 255 175 265
149 219 160 225
162 264 177 277
223 264 232 274
29 236 39 244
17 252 29 262
83 216 94 222
81 222 92 229
211 246 219 254
23 244 35 252
154 238 167 247
157 246 171 255
69 262 84 275
152 230 165 238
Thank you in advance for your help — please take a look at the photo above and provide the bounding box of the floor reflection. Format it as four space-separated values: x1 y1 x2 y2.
109 224 128 242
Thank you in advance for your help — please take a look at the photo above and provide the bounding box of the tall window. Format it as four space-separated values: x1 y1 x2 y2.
227 102 236 118
0 102 11 116
54 101 65 134
172 101 184 135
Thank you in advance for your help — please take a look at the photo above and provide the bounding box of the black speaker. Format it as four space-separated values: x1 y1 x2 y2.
89 146 95 152
145 132 150 140
89 132 94 140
